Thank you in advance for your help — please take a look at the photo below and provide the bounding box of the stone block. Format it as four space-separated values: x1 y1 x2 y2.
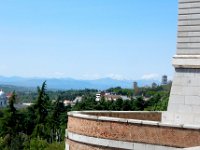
172 76 188 86
179 8 200 15
185 96 200 105
178 104 193 113
177 113 194 124
170 85 185 96
134 143 146 150
192 106 200 113
145 144 155 150
173 58 200 68
155 145 177 150
179 0 200 2
188 77 200 87
174 113 183 124
128 119 142 124
183 124 200 130
184 86 200 96
178 37 200 43
179 2 200 9
170 95 185 104
194 114 200 124
174 72 185 77
142 120 159 126
184 146 200 150
167 103 180 113
162 112 175 123
178 43 200 48
178 31 200 37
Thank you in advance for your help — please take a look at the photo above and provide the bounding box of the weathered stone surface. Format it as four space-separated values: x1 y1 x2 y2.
168 68 200 123
169 0 200 125
67 139 180 150
67 116 200 148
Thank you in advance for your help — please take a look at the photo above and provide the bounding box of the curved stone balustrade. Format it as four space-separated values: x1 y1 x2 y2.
66 111 200 150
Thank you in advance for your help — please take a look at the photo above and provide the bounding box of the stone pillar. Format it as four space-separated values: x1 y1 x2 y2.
165 0 200 124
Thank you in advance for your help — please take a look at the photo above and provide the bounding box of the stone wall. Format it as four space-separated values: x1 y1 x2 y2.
68 115 200 148
67 130 136 150
168 69 200 114
67 140 115 150
168 0 200 124
82 111 161 121
177 0 200 55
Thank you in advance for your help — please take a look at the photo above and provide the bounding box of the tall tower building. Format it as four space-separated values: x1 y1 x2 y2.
167 0 200 123
161 75 168 85
133 82 139 96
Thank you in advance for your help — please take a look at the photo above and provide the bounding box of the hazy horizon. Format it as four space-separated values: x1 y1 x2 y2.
0 75 164 81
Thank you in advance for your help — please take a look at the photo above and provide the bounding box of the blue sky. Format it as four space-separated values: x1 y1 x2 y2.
0 0 178 80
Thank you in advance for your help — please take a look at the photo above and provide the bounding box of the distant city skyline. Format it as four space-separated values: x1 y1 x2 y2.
0 1 177 80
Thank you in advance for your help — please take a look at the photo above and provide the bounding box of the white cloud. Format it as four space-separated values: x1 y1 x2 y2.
141 73 160 80
80 73 128 80
105 74 126 80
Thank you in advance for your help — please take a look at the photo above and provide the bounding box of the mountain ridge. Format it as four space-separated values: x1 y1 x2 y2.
0 76 160 90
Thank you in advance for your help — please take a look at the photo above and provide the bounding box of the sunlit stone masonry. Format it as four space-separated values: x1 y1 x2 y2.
165 0 200 124
65 0 200 149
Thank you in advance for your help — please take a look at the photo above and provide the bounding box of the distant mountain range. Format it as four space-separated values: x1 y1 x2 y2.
0 76 160 90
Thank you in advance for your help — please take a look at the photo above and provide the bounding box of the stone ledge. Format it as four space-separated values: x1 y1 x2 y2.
68 111 200 130
173 55 200 68
67 132 180 150
184 147 200 150
68 115 200 148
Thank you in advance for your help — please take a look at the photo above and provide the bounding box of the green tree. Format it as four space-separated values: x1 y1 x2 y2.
28 138 48 150
115 98 123 110
45 142 65 150
122 100 131 111
35 81 49 124
48 96 65 143
132 97 146 111
0 91 26 150
32 81 50 140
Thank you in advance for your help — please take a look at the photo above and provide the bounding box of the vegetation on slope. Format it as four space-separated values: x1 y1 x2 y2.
0 82 171 149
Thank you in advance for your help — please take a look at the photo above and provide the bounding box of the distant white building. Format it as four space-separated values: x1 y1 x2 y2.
0 90 7 107
73 96 82 103
104 95 121 101
95 93 101 101
96 92 130 101
120 96 131 101
63 100 73 107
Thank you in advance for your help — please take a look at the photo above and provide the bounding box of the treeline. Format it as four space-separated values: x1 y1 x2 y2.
106 84 171 98
72 92 169 111
16 83 171 103
0 82 71 150
16 89 98 103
